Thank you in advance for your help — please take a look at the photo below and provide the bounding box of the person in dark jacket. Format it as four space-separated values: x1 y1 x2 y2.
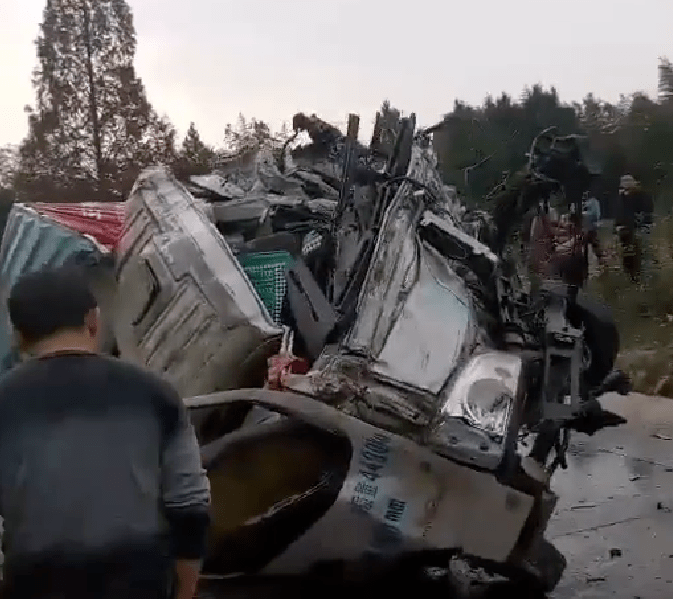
615 175 654 282
0 267 211 599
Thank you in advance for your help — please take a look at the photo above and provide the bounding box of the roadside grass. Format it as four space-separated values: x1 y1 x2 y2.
587 218 673 396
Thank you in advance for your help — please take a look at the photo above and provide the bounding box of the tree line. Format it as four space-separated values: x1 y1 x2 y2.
433 85 673 217
0 0 672 218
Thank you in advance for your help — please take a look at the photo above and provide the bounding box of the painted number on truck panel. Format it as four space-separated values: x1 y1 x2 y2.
348 433 408 552
384 498 406 523
350 433 390 514
358 434 391 483
369 498 408 551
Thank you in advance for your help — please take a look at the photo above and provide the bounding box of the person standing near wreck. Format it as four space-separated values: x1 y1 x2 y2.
615 174 654 283
582 191 604 270
0 267 210 599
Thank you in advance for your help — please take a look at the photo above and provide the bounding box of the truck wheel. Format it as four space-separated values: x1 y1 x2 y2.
508 538 567 594
568 290 619 388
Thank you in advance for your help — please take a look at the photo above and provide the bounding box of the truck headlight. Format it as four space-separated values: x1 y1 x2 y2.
433 351 524 443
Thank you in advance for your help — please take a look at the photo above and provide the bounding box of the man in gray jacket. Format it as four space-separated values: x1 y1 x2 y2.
0 267 211 599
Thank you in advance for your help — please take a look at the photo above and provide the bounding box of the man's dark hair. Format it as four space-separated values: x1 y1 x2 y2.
8 266 98 344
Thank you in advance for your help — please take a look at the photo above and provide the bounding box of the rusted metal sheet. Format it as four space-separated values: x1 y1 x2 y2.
28 202 125 251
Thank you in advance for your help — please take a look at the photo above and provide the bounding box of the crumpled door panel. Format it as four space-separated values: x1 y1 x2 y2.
344 147 476 396
367 241 474 393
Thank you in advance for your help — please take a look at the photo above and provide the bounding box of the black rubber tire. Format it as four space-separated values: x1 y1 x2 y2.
508 538 567 594
568 290 620 388
461 538 566 596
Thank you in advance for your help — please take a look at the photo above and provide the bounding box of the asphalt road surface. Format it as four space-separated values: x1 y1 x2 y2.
547 392 673 599
461 392 673 599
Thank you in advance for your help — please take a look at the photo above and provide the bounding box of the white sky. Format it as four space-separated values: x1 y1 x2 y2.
1 0 670 148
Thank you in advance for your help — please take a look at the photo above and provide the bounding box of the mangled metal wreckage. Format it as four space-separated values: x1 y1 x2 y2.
0 112 630 593
110 113 631 592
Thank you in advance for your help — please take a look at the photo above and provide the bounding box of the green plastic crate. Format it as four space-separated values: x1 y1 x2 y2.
238 251 295 325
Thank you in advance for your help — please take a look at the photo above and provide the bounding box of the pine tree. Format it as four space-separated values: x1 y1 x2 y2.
15 0 176 202
173 123 215 179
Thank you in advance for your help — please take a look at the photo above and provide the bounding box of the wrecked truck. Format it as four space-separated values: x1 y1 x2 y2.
110 113 630 593
0 112 630 594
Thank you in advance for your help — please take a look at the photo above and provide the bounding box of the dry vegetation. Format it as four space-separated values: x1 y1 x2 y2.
588 218 673 397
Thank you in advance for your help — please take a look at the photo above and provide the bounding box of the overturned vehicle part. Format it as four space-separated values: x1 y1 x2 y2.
115 167 285 397
187 389 559 589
